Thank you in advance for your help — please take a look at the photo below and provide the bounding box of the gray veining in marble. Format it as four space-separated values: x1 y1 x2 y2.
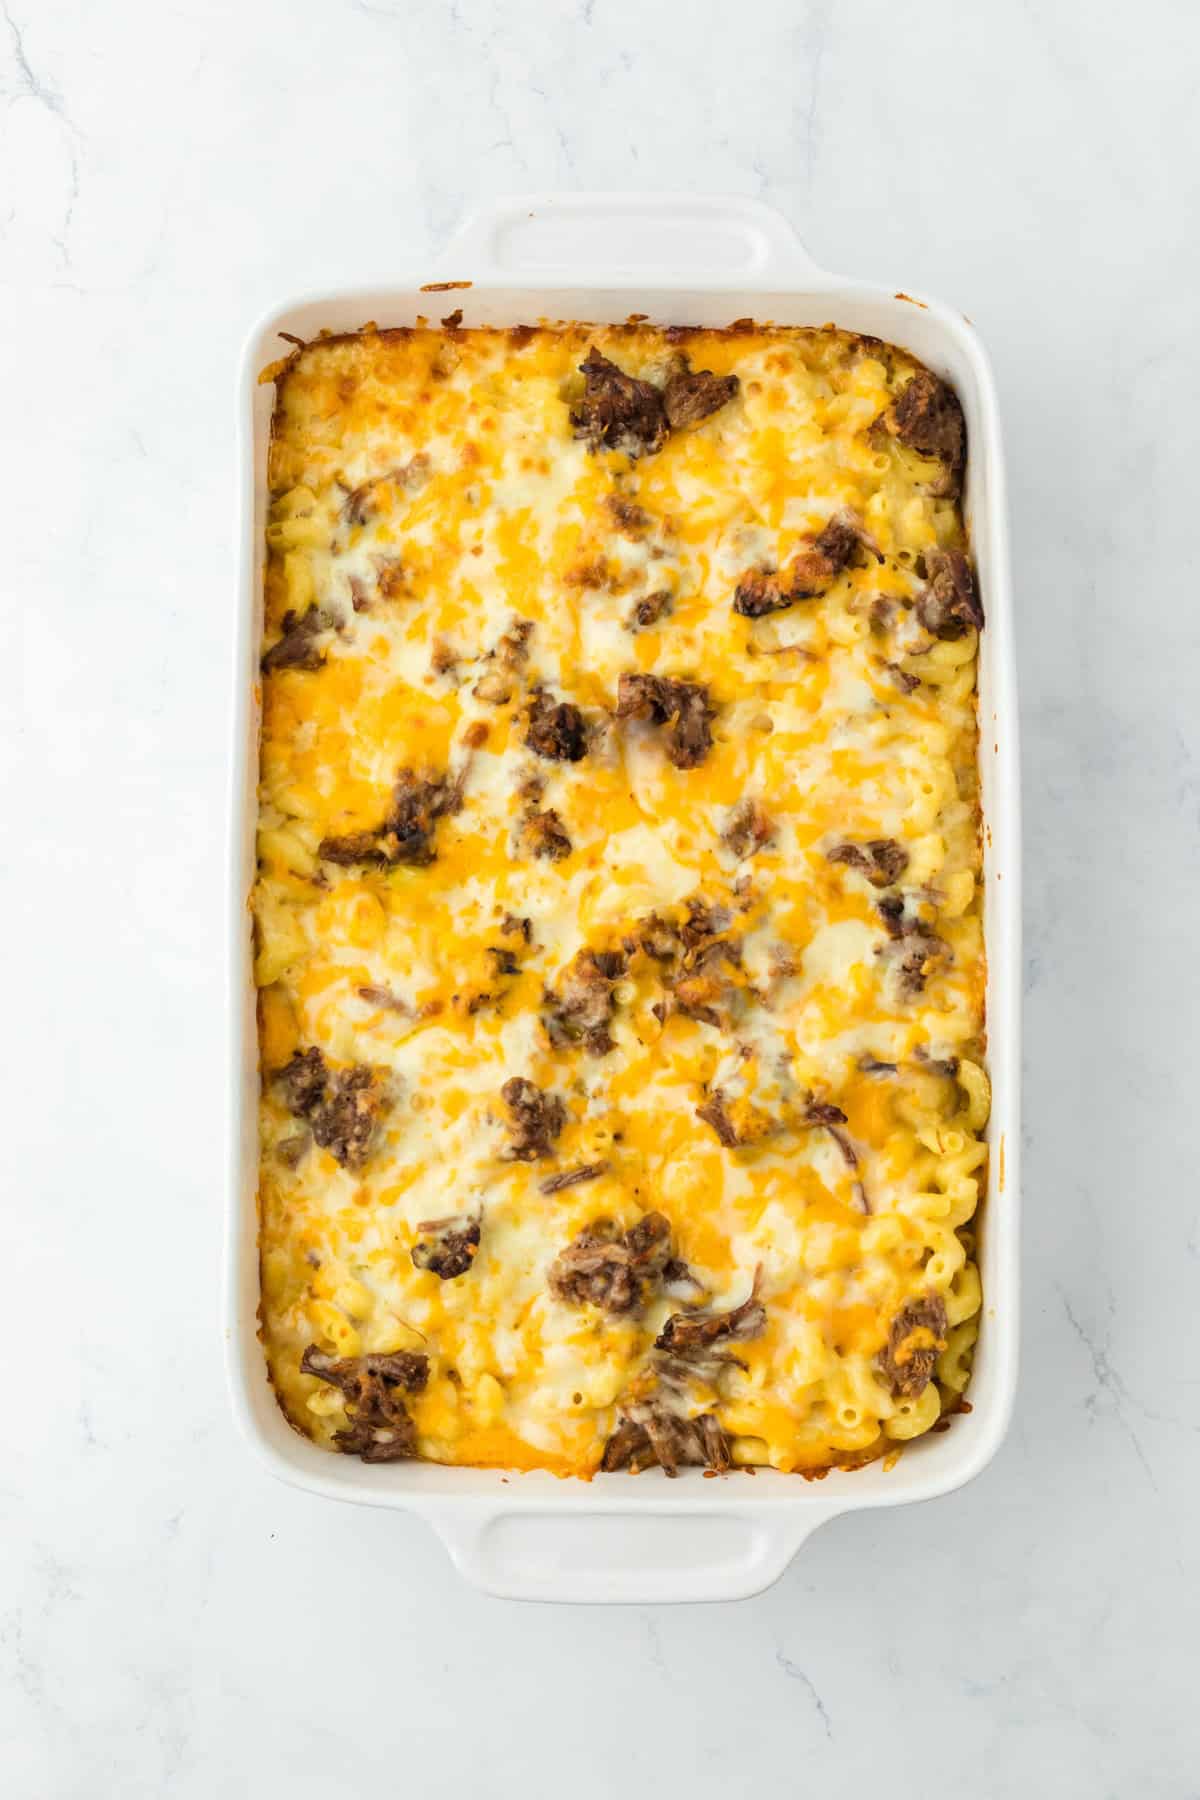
4 0 1199 1793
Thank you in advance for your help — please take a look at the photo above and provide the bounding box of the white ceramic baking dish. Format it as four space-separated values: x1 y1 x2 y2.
227 194 1019 1604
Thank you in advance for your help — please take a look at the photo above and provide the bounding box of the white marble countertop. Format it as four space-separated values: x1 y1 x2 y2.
5 0 1199 1791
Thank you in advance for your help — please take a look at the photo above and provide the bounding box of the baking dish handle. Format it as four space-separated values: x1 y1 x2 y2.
429 193 821 285
422 1501 838 1604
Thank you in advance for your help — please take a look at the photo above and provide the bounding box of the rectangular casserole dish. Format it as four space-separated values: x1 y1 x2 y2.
228 193 1019 1603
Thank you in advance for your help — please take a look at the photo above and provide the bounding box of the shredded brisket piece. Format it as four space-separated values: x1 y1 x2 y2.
915 549 983 639
662 361 740 430
827 837 909 888
522 807 572 861
275 1130 310 1167
319 767 465 868
570 348 668 456
497 617 534 667
614 672 715 769
876 897 950 998
525 688 588 762
630 898 742 1029
885 660 922 694
543 947 627 1054
654 1280 765 1354
629 589 673 630
787 513 862 594
888 371 965 494
599 1416 652 1472
721 799 775 861
605 493 651 534
802 1099 848 1128
695 1091 746 1147
300 1346 428 1461
376 560 408 602
914 1046 960 1078
731 569 783 619
276 1044 327 1116
340 456 431 527
802 1097 859 1168
600 1405 730 1478
548 1210 672 1313
501 1077 567 1161
261 607 334 672
733 513 862 618
538 1160 609 1195
877 1295 948 1399
411 1212 482 1280
356 983 410 1014
275 1047 386 1170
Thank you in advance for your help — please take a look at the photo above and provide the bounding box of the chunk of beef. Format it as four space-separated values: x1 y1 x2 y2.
570 348 668 456
827 837 909 888
526 689 588 763
261 607 333 672
318 829 387 867
276 1044 327 1115
543 947 627 1055
548 1210 672 1314
629 588 673 630
275 1047 386 1170
695 1091 746 1148
521 808 572 861
300 1346 428 1462
888 372 965 494
654 1280 766 1354
671 942 742 1028
411 1212 481 1280
733 513 863 618
914 1046 961 1079
496 617 534 668
884 660 922 695
605 493 651 534
802 1097 859 1168
802 1099 848 1127
501 1076 567 1161
341 455 431 526
356 983 410 1014
681 896 734 947
721 799 775 861
877 1295 948 1399
731 569 784 619
915 549 983 639
876 897 950 999
600 1405 730 1478
319 767 465 868
376 560 409 602
614 672 715 769
631 899 742 1028
662 361 740 430
539 1160 609 1194
276 1130 310 1167
786 512 862 596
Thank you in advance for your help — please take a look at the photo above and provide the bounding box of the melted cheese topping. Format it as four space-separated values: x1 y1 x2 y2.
255 321 987 1477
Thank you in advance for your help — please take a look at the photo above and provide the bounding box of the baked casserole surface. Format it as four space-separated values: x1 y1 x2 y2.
254 319 987 1477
